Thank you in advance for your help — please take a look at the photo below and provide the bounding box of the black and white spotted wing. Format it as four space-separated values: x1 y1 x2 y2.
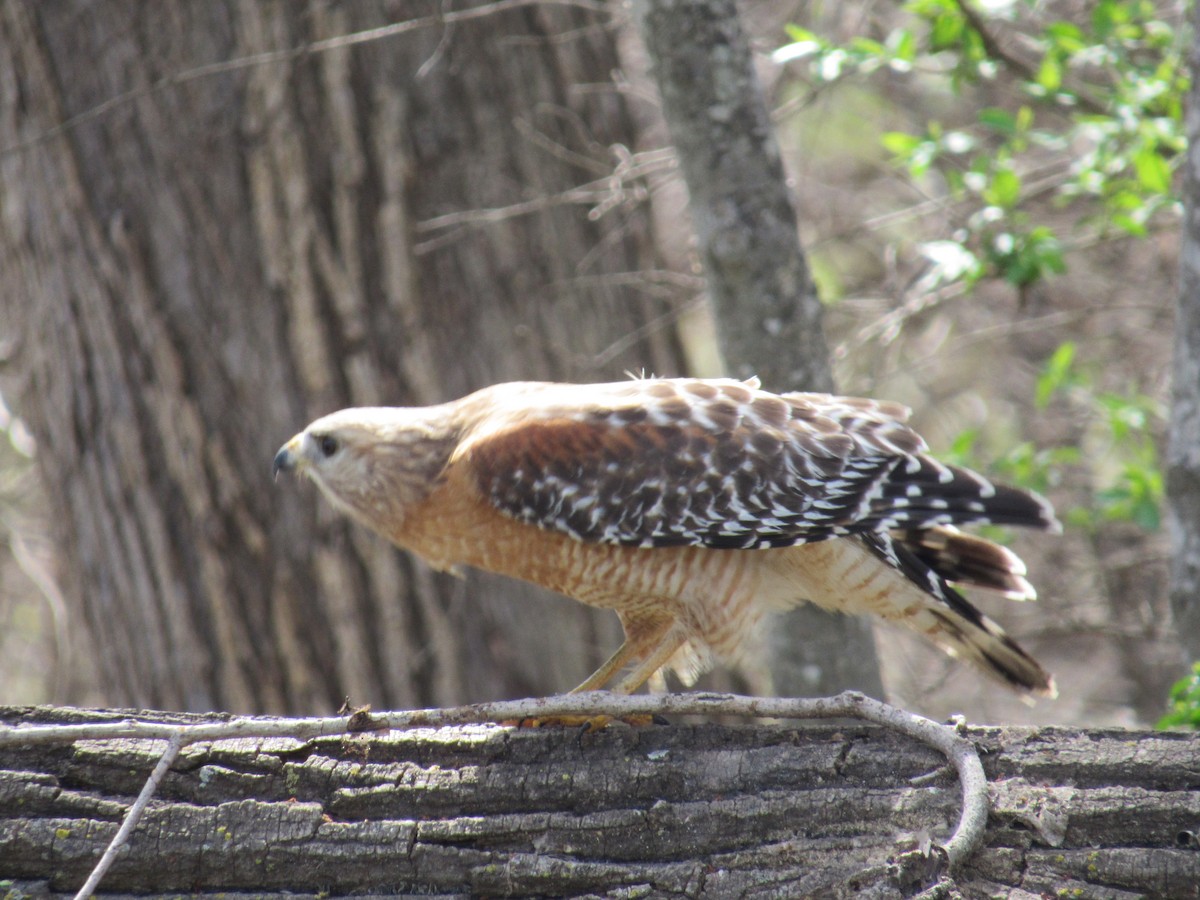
465 378 1059 549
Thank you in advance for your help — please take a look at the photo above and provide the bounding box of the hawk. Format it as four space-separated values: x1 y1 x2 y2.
273 377 1058 697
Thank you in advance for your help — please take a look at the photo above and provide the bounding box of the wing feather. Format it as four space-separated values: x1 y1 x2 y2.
462 378 1057 549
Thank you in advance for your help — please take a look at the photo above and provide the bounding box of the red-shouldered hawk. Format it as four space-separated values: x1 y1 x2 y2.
273 377 1059 697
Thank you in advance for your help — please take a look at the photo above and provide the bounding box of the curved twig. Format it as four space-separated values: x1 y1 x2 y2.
379 691 989 868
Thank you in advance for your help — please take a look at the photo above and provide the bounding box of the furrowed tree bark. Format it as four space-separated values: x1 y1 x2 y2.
1168 0 1200 666
2 706 1198 897
0 2 690 711
631 0 883 698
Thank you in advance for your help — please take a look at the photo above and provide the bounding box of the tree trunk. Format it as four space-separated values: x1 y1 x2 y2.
0 1 688 713
2 705 1198 897
1168 0 1200 666
630 0 883 698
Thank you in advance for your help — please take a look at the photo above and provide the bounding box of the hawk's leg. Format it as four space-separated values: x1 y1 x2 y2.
568 641 641 694
569 614 685 694
609 624 687 695
517 616 683 729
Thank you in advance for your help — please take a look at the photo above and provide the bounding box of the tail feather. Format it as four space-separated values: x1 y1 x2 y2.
918 605 1056 697
863 459 1062 533
894 525 1037 599
861 532 1055 696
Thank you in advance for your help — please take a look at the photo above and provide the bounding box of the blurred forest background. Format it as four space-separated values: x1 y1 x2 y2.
0 0 1189 728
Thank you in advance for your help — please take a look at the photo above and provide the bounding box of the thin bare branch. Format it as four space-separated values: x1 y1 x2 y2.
411 148 676 254
593 295 706 367
0 711 356 748
73 730 185 900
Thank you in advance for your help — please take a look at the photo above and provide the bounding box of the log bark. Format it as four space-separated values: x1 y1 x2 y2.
2 705 1198 898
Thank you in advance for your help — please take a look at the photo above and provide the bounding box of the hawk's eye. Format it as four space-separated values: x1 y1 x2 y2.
317 435 340 458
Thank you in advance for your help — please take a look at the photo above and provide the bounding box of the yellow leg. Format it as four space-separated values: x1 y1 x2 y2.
569 616 677 693
509 617 684 730
610 629 687 694
569 639 645 693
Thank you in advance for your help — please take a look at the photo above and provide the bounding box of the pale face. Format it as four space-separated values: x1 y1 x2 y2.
273 407 458 537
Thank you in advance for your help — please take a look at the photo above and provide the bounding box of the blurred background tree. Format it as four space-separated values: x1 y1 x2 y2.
0 1 694 712
0 0 1190 727
764 0 1184 724
633 0 883 700
1169 0 1200 726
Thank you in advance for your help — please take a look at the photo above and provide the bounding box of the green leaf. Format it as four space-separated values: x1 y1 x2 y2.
988 225 1066 287
991 442 1079 496
949 428 979 460
978 107 1016 135
850 37 887 57
1159 663 1200 730
1092 0 1123 39
1111 213 1148 237
889 28 917 63
776 26 825 63
1044 21 1086 53
1133 147 1172 194
930 11 965 50
881 132 921 156
1035 53 1063 91
983 168 1021 208
784 24 816 43
882 132 939 176
1036 342 1076 409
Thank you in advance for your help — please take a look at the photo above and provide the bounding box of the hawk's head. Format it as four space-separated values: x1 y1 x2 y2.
273 406 460 537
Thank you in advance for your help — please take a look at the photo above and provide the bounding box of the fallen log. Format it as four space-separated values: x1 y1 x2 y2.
1 702 1197 897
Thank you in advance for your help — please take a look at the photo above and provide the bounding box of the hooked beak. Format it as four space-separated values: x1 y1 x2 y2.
273 436 304 480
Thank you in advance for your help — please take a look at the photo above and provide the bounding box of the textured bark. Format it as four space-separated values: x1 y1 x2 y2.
1168 0 1200 665
2 705 1199 898
0 3 689 712
631 0 882 699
